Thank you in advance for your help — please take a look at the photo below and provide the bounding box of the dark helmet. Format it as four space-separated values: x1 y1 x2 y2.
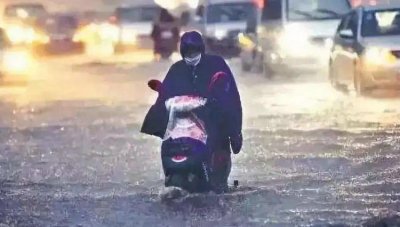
158 8 175 23
180 31 205 58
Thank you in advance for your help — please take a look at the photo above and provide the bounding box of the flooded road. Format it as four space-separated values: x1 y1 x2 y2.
0 52 399 226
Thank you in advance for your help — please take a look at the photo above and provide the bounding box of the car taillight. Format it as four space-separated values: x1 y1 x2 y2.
108 16 118 25
253 0 264 9
351 0 377 6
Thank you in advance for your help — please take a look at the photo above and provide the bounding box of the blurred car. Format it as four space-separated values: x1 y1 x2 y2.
70 10 121 56
0 28 33 82
42 14 83 54
196 0 257 57
111 4 161 51
239 0 351 76
329 4 400 95
2 3 49 47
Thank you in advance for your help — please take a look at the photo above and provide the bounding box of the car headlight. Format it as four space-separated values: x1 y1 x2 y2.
3 50 32 74
33 31 50 44
121 30 137 44
324 38 334 49
364 47 397 66
278 24 309 54
6 26 49 44
73 32 81 42
214 30 227 40
6 26 35 44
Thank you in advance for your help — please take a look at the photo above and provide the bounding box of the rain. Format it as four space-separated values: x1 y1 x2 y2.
0 0 400 226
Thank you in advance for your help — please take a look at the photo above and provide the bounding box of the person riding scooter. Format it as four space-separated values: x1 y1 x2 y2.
141 31 243 193
151 8 180 59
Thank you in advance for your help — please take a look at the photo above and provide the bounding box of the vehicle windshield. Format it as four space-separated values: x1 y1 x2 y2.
46 16 78 31
4 4 47 19
287 0 350 21
362 9 400 37
206 2 254 23
117 7 159 22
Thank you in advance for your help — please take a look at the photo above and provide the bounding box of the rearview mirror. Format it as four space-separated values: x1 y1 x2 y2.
148 79 162 92
339 29 354 39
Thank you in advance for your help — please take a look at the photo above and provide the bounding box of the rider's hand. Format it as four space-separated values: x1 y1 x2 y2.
230 133 243 154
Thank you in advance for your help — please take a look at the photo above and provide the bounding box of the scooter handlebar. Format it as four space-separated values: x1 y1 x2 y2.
148 79 162 92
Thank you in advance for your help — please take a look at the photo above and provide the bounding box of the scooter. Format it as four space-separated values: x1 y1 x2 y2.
148 79 211 192
148 74 238 193
153 26 179 59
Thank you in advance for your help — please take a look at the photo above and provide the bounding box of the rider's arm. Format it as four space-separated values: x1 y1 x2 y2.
141 65 176 138
219 58 243 138
216 58 243 154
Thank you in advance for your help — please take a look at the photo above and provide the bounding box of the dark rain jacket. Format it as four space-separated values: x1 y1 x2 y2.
141 54 242 153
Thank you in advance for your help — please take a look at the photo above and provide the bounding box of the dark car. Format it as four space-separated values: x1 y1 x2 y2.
42 14 83 54
329 4 400 95
194 0 257 58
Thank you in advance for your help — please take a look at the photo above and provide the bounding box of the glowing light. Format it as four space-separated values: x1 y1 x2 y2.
364 47 397 66
238 33 255 49
253 0 264 9
16 9 29 19
279 24 310 56
3 50 32 74
215 30 227 40
154 0 179 10
6 26 34 44
154 0 199 12
188 0 199 8
6 25 49 44
99 23 119 43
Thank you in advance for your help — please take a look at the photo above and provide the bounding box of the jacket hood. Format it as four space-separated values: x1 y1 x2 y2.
180 31 205 57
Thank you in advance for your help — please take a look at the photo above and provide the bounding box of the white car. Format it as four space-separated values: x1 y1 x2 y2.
330 4 400 95
239 0 351 76
112 4 161 50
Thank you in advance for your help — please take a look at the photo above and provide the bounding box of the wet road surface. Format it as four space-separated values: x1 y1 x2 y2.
0 52 399 226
